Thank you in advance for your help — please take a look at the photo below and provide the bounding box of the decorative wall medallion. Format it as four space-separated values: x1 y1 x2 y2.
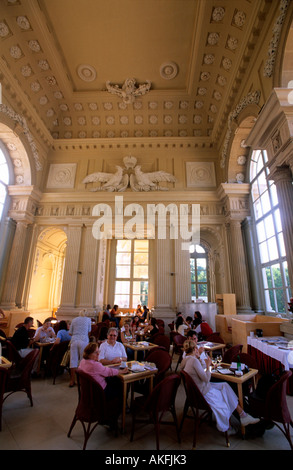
0 22 11 38
186 162 216 188
47 163 77 189
237 155 247 165
77 64 97 82
16 16 31 30
236 172 245 183
82 155 176 192
159 62 178 80
106 78 151 104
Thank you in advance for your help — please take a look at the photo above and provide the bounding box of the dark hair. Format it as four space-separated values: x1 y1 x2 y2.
58 320 68 331
175 316 183 328
193 311 202 326
150 317 158 327
24 316 34 324
186 329 197 339
186 316 192 322
106 304 111 310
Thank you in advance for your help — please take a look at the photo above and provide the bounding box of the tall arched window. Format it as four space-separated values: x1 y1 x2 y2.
0 147 9 222
250 149 290 314
190 244 209 302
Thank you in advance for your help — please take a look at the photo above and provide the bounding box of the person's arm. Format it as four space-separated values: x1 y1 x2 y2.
193 356 211 383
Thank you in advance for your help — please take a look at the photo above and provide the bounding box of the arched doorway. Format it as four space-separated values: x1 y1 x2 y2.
28 227 67 316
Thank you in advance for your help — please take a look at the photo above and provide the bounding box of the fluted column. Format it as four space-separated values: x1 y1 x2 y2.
228 219 252 313
174 237 191 304
59 224 82 311
156 237 172 307
270 165 293 290
1 221 29 308
78 224 99 308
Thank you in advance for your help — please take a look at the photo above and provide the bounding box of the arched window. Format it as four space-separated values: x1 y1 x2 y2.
190 244 209 302
0 147 9 222
250 149 290 314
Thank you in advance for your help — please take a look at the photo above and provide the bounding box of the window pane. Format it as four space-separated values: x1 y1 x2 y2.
256 221 266 243
116 252 131 264
274 209 282 233
0 182 7 199
191 284 196 299
134 252 148 265
134 240 148 252
264 215 274 239
254 198 262 220
259 241 269 263
260 191 270 215
190 259 195 282
262 267 272 289
0 163 9 184
114 294 129 308
266 289 276 311
270 184 278 207
283 262 289 287
133 266 148 278
251 181 260 202
257 171 267 196
197 259 207 282
272 264 282 288
278 232 286 257
267 237 278 262
116 265 131 278
276 290 285 313
117 239 131 252
115 281 130 294
195 244 205 253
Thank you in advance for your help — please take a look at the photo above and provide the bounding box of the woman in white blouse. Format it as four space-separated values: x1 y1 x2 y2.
180 340 260 434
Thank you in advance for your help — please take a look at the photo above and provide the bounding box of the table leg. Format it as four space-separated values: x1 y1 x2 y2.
237 383 246 437
121 382 128 433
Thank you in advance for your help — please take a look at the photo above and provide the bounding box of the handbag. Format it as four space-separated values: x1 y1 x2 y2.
60 343 71 367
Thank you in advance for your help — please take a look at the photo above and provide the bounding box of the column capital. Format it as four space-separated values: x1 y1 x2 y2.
269 164 293 184
217 183 250 222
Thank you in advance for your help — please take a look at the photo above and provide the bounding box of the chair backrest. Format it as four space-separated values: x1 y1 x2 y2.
5 340 22 365
172 334 186 353
152 334 170 351
231 352 257 370
180 369 212 412
47 341 70 371
18 349 39 378
144 348 172 384
265 370 292 424
75 369 108 423
206 333 224 344
223 344 243 363
0 329 7 339
144 373 181 414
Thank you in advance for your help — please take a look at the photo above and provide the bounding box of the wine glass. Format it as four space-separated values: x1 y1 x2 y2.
217 355 222 366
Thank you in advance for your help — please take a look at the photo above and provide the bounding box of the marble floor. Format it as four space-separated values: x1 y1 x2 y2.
1 358 292 453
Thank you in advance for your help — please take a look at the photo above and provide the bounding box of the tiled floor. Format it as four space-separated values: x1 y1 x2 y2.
1 359 292 452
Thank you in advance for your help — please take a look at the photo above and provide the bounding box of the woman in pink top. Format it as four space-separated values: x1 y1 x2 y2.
78 342 128 400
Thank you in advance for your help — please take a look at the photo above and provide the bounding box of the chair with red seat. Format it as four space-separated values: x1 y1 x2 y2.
222 344 243 364
67 369 121 450
206 332 225 344
248 370 293 449
4 349 39 407
152 334 170 352
5 340 22 366
130 373 181 450
180 370 230 448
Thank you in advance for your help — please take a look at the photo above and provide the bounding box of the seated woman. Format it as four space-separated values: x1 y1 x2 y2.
54 320 71 344
109 305 120 328
78 342 128 401
98 327 127 365
180 339 260 434
121 320 136 360
192 311 213 340
175 315 189 336
131 315 141 334
144 317 159 338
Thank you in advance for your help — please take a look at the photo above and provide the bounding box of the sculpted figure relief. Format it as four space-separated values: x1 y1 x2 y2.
82 156 176 192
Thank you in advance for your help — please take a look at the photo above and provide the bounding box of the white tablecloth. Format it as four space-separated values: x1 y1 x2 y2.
247 336 293 370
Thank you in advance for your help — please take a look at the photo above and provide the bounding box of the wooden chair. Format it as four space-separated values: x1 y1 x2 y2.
130 374 181 450
67 369 121 450
46 340 70 384
171 334 186 372
248 370 293 449
4 349 39 407
222 344 243 364
180 370 230 448
152 334 170 352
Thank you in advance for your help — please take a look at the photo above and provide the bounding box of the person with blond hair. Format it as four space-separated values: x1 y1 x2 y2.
181 339 259 435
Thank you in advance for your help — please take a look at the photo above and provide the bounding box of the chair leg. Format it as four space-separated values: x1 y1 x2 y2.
67 415 77 437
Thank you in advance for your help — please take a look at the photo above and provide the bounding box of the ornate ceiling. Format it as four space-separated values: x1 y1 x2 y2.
0 0 282 145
